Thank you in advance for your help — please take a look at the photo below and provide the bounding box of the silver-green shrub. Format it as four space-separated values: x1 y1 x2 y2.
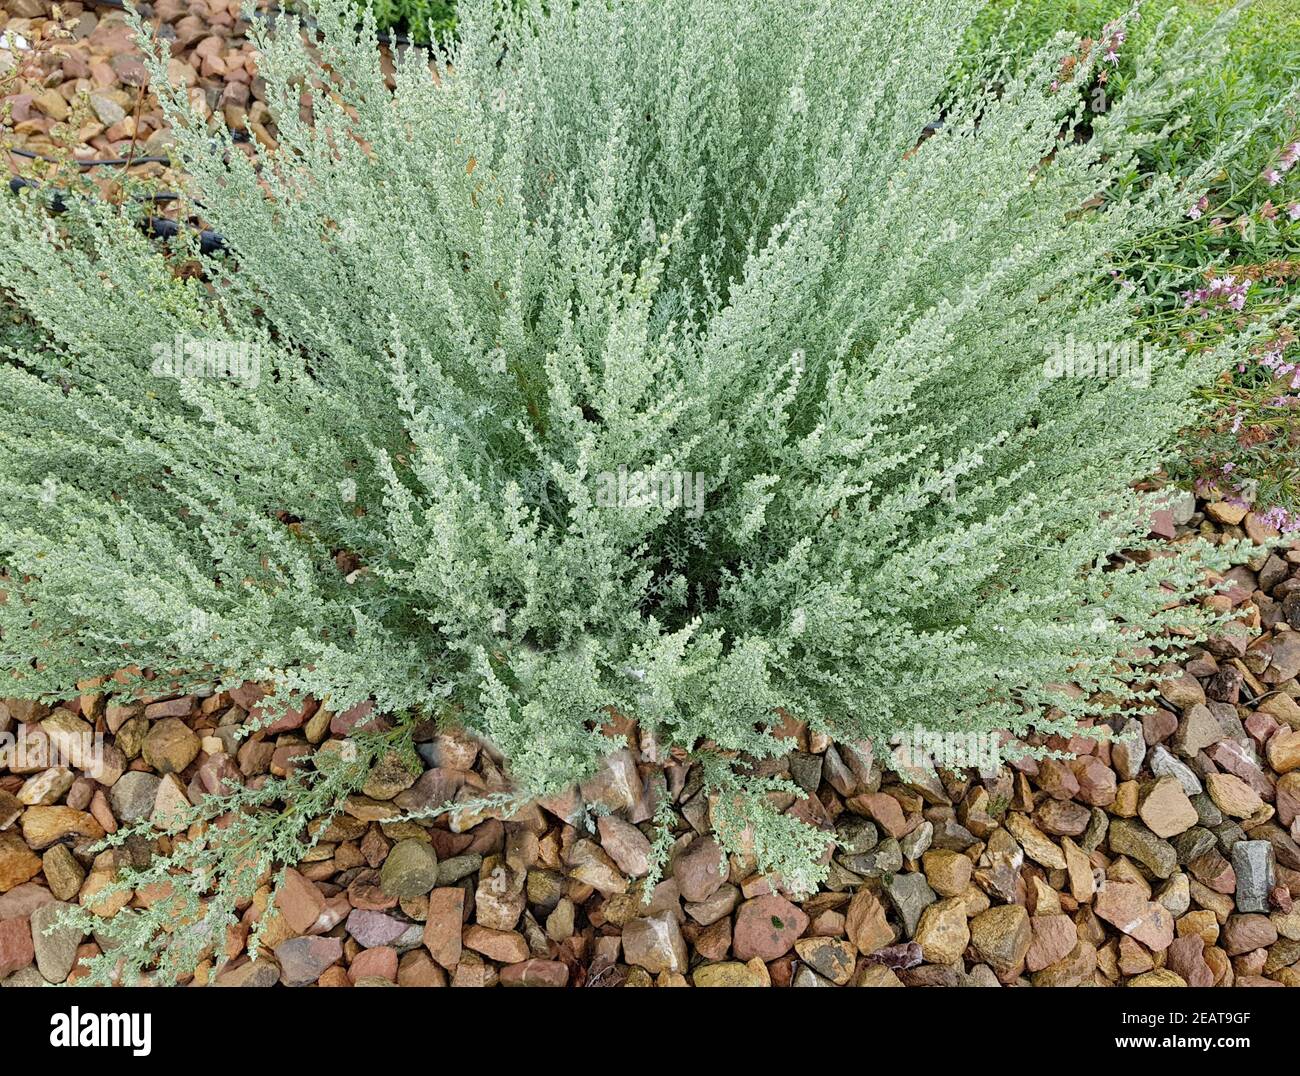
0 0 1285 976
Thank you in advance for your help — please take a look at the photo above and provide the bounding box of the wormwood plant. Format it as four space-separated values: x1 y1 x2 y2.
0 0 1289 979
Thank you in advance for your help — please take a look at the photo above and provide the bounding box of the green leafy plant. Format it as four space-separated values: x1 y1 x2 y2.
359 0 459 41
0 0 1288 980
969 0 1300 521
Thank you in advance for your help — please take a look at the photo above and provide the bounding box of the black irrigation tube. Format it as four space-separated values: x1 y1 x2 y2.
6 129 249 169
8 146 175 167
6 176 227 253
7 177 179 203
5 133 245 254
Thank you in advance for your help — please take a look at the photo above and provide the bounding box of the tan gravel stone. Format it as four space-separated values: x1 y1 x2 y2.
41 845 84 902
914 897 970 965
1063 836 1096 903
1267 729 1300 774
462 924 529 964
845 885 894 955
20 806 104 851
969 904 1031 981
1129 968 1187 986
922 848 973 897
0 832 43 893
141 717 199 775
1006 812 1066 869
1207 772 1264 818
692 959 768 986
1138 776 1199 838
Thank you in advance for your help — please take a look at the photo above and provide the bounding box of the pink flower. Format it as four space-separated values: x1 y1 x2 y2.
1188 195 1208 220
1289 203 1300 221
1259 506 1300 534
1266 169 1283 186
1182 274 1250 317
1099 21 1124 65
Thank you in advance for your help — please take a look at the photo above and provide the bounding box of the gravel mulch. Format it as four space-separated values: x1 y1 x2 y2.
2 0 270 198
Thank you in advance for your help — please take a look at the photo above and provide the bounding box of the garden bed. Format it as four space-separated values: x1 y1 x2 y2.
3 0 1300 995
